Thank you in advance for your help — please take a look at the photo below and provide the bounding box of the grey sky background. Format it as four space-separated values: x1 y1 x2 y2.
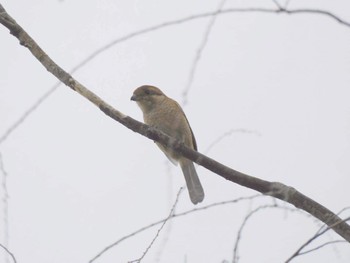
1 0 350 262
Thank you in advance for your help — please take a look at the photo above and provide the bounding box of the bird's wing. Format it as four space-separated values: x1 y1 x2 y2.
175 101 198 151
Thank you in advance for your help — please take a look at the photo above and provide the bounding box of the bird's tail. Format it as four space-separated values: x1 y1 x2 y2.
180 159 204 204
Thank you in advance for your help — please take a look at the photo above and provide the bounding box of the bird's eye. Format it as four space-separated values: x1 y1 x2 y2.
144 89 151 95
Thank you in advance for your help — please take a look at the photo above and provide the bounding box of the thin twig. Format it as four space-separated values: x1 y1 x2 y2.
232 204 302 263
0 84 59 145
0 243 17 263
153 218 172 263
298 240 347 256
204 129 261 154
128 188 184 263
285 216 350 262
154 161 176 262
89 195 262 263
272 0 283 10
182 0 228 105
0 153 10 263
284 0 291 9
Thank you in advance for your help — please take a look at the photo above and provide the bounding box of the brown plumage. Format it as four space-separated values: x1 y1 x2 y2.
131 85 204 204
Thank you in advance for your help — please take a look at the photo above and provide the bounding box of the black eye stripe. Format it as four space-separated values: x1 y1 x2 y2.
144 89 162 96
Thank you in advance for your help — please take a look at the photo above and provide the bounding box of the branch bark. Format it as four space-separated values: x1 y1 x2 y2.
1 4 350 242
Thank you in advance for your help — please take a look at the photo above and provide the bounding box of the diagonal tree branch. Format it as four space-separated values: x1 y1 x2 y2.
0 243 16 263
1 3 350 245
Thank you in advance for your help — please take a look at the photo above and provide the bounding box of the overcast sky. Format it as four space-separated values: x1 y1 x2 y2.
1 0 350 263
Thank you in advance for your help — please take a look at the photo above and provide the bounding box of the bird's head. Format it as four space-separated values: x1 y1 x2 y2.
131 85 166 112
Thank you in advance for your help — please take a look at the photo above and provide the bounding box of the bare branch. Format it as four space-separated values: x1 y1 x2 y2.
298 240 347 256
204 129 261 154
182 0 227 105
1 2 350 248
232 204 302 263
285 216 350 262
0 84 58 145
272 0 283 10
284 0 292 9
128 188 183 263
232 204 349 263
0 153 9 263
0 243 17 263
280 8 350 27
89 195 262 262
153 220 171 263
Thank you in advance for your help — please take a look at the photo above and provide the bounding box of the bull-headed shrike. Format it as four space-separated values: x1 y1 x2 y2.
131 85 204 204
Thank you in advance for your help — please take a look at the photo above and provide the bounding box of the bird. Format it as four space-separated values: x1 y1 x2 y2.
131 85 204 204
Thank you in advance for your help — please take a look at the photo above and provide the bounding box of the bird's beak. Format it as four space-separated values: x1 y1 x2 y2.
130 94 137 101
